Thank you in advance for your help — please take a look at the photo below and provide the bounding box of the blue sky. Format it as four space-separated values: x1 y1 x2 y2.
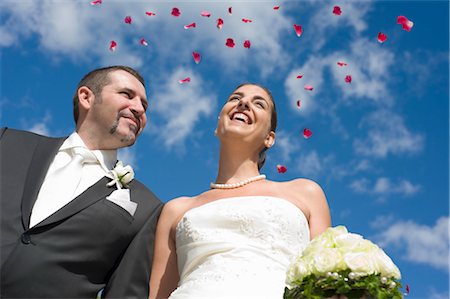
1 0 448 297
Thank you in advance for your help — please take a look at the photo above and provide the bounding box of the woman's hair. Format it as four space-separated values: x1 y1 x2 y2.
233 83 277 170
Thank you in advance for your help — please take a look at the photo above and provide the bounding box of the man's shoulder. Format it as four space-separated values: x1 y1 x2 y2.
129 178 162 205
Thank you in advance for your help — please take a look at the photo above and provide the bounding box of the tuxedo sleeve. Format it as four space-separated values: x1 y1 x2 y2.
102 200 163 299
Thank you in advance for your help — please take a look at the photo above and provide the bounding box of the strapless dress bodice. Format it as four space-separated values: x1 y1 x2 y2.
169 196 310 298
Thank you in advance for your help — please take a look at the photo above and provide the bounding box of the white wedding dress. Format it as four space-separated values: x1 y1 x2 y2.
169 196 310 299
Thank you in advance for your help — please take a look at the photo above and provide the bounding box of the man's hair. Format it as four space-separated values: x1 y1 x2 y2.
72 65 145 124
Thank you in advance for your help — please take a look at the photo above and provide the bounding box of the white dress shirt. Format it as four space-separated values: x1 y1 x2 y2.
29 132 117 227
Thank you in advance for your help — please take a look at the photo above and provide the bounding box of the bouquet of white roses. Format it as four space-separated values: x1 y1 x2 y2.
284 226 403 299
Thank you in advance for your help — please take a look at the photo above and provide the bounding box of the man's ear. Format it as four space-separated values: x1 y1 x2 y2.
77 86 95 110
264 131 276 148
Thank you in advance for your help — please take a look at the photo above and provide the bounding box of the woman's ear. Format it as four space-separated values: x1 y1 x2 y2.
77 86 95 110
264 131 276 148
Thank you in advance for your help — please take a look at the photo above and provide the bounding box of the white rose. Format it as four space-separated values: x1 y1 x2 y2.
372 248 401 279
286 257 310 286
311 248 344 275
334 232 364 251
344 251 377 277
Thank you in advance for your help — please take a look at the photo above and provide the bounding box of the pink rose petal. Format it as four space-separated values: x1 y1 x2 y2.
226 38 235 48
296 100 301 108
296 74 303 79
109 40 117 51
242 18 252 23
397 15 414 31
217 18 224 29
333 6 342 15
243 40 251 49
405 285 410 295
184 22 196 29
337 61 347 67
377 32 387 43
294 24 303 37
228 7 232 15
304 84 313 91
90 0 102 5
345 75 352 83
192 51 201 64
124 16 132 24
201 11 211 17
277 165 287 173
171 7 181 17
145 11 156 16
273 6 280 10
303 128 313 139
140 38 148 46
178 77 191 84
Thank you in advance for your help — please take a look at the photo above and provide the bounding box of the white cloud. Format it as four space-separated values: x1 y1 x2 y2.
353 109 425 158
350 177 421 198
26 111 52 136
429 289 450 299
150 67 216 149
118 147 137 168
375 216 450 271
271 130 300 163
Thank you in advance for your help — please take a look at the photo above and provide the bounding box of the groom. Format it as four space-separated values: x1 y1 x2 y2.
0 66 163 298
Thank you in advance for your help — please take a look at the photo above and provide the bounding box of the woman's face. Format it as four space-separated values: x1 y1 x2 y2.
216 84 275 149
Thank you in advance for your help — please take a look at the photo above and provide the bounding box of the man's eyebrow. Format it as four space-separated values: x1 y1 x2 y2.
230 92 244 97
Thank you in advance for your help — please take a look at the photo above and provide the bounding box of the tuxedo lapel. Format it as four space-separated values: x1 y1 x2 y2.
32 177 114 229
21 137 65 229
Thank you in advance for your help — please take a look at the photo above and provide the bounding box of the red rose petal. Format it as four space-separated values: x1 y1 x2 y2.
140 38 148 46
217 18 224 29
226 38 235 48
345 75 352 83
201 11 211 17
377 32 387 43
242 18 252 23
273 6 280 10
296 100 301 108
124 16 132 24
277 165 287 173
90 0 102 5
303 128 313 139
178 77 191 84
243 40 251 49
228 7 232 15
304 85 313 91
337 61 347 67
109 40 117 51
145 11 156 16
184 22 196 29
192 51 201 64
397 15 414 31
294 24 303 37
171 7 181 17
333 6 342 15
405 285 410 295
296 74 303 79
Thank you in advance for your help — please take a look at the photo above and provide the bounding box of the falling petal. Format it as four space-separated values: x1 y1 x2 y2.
179 77 191 84
140 38 148 46
90 0 102 5
226 38 235 48
217 18 224 29
377 32 387 43
124 16 132 24
184 22 196 29
296 74 303 79
333 6 342 15
273 6 280 10
109 40 117 51
405 285 410 295
243 40 251 49
228 7 232 15
296 100 301 108
242 18 252 23
303 128 313 139
293 24 303 37
201 11 211 17
304 84 313 91
145 11 156 16
171 7 181 17
337 61 347 66
345 75 352 83
397 15 414 31
192 51 201 64
277 165 287 173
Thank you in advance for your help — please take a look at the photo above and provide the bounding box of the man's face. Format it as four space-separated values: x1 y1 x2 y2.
88 70 148 149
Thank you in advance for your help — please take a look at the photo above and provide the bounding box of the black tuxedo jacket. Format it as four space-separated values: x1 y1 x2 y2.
0 128 163 298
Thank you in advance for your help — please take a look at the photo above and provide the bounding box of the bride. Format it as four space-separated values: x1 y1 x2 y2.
149 83 331 298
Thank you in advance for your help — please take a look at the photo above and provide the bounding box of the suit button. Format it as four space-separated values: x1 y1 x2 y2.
21 234 31 244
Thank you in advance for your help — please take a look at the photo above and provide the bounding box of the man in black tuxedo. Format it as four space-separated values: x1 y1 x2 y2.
0 66 163 298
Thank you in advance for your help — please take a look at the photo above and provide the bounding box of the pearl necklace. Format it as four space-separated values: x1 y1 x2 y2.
210 174 266 189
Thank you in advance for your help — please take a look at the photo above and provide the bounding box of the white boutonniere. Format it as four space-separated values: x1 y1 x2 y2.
107 161 134 189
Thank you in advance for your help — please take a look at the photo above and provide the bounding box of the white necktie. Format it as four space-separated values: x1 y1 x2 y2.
30 147 98 227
